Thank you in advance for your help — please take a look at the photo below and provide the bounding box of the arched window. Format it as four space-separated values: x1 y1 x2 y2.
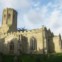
4 14 6 18
9 41 14 54
7 13 11 26
8 13 11 19
30 37 37 50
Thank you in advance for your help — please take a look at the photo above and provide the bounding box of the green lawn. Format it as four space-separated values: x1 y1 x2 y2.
0 53 62 62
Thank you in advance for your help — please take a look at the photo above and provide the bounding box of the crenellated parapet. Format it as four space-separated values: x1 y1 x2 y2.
0 26 49 38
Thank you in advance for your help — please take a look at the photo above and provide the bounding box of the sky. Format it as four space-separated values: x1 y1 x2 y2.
0 0 62 35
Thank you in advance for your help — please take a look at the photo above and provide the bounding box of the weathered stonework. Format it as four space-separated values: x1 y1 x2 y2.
0 8 62 55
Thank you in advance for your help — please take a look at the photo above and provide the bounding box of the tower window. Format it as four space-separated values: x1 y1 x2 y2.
4 14 6 18
8 14 11 19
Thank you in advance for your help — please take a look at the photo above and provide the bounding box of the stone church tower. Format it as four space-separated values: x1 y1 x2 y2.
2 8 17 32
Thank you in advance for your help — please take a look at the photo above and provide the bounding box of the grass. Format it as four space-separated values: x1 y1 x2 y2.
0 53 62 62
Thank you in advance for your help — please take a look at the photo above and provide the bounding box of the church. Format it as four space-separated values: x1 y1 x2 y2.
0 8 62 55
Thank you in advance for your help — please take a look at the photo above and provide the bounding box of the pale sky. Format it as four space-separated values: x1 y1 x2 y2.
0 0 62 35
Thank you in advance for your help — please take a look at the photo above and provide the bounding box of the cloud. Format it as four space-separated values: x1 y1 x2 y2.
0 0 32 9
0 0 62 35
0 0 33 26
20 1 62 35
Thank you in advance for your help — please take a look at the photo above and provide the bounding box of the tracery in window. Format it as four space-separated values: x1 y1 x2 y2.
30 37 37 50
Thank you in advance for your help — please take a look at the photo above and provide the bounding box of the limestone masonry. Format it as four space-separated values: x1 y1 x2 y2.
0 8 62 55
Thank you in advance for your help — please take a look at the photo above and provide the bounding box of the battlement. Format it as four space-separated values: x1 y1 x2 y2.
3 8 17 12
0 26 54 38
